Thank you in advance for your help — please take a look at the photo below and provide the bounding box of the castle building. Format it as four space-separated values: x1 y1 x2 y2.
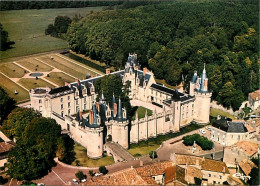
29 53 212 159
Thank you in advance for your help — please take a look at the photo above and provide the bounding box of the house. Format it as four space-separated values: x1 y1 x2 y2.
171 153 230 185
248 90 260 110
211 118 249 146
223 140 260 167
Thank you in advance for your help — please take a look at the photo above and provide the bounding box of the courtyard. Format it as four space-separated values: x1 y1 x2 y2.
0 53 104 103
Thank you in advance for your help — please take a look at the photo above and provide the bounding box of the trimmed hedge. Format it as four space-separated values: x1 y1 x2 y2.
182 134 213 150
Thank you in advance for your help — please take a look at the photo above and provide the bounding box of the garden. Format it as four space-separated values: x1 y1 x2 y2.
182 133 214 150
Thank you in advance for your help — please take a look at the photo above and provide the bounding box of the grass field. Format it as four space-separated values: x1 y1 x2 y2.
45 72 75 86
72 143 114 167
128 143 160 156
210 108 235 119
132 106 153 120
0 7 103 61
0 63 28 78
18 78 55 90
38 56 90 79
0 73 29 102
16 59 53 72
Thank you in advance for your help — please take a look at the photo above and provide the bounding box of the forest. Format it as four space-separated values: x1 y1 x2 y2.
67 0 259 110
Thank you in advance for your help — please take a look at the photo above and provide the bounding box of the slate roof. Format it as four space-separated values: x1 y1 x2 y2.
150 83 193 102
49 86 71 95
212 119 248 133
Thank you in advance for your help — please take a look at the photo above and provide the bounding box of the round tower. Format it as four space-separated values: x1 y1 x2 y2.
29 87 51 117
192 64 212 124
86 126 104 159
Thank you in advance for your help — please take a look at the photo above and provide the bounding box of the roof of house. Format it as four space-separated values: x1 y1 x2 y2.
186 166 202 179
249 90 260 101
165 166 176 184
0 142 14 154
245 123 255 133
239 159 256 176
212 119 248 133
49 86 71 95
234 141 259 157
174 154 229 173
201 159 229 173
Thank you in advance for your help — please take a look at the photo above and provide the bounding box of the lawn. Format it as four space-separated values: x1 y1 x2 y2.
128 123 204 156
0 63 28 78
16 58 53 72
132 106 153 120
45 72 75 86
128 142 160 157
0 7 103 61
72 143 114 167
37 56 86 79
210 108 235 119
155 79 177 90
0 73 29 102
18 78 55 90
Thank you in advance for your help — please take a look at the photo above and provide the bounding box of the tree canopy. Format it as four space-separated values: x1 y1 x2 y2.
0 86 15 124
67 0 259 110
0 23 15 51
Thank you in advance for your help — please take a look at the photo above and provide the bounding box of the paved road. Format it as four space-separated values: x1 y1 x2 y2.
105 142 134 162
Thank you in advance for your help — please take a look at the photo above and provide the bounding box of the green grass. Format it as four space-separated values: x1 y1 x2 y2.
155 79 177 90
72 143 114 167
18 78 55 90
16 59 53 72
0 63 28 78
132 106 153 120
128 123 204 156
0 73 29 102
210 108 235 119
128 142 160 156
45 72 75 86
0 7 103 61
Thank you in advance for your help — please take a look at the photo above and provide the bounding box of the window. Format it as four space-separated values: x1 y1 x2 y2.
76 100 78 105
219 175 222 179
232 135 233 139
84 104 86 110
68 96 70 100
39 106 42 111
84 96 86 103
68 102 70 107
39 99 42 104
238 135 240 140
76 106 79 112
60 98 63 102
76 92 78 96
61 111 64 117
68 109 70 115
208 174 211 177
61 104 63 109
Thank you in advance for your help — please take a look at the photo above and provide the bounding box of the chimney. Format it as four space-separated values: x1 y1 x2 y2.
134 53 137 60
113 103 117 117
79 111 83 121
143 67 148 76
106 68 111 74
89 110 93 124
76 79 80 86
140 160 143 167
96 102 100 112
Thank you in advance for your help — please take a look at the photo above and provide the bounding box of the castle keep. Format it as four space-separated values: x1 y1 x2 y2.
29 54 212 159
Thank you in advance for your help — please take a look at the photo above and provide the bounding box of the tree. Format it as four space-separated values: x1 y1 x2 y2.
248 158 259 185
1 108 41 141
99 166 108 174
149 151 158 159
75 171 87 181
54 16 72 33
45 24 56 35
56 135 75 164
0 86 15 123
194 177 202 185
0 176 8 184
0 22 15 51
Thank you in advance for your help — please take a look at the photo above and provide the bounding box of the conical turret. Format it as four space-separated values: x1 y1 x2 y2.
199 63 208 93
116 97 123 122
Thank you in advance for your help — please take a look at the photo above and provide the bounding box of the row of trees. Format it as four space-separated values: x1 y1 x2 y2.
182 134 214 150
0 23 15 51
0 1 123 10
67 0 258 110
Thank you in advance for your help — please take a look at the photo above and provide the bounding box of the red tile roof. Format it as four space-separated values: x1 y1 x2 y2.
0 142 13 154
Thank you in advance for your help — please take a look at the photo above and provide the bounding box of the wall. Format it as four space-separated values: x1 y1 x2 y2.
210 101 234 115
202 170 229 184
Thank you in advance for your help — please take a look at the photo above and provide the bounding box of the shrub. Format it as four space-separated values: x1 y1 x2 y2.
182 134 213 150
149 151 158 159
75 171 87 181
194 177 202 185
134 153 142 157
99 166 108 174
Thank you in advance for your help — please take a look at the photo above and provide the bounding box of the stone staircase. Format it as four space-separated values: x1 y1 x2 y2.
105 142 134 162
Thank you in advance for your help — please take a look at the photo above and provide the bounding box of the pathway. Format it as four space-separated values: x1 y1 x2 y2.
0 72 29 91
105 142 134 162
